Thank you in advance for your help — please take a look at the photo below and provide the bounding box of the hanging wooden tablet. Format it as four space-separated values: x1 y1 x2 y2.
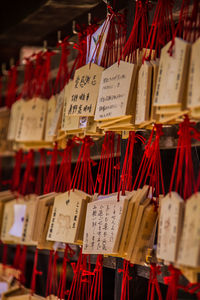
122 185 149 258
48 89 65 137
94 61 138 121
7 99 24 141
118 190 140 256
125 196 151 260
66 63 103 117
21 197 38 246
157 192 184 263
37 203 54 250
61 81 73 130
2 286 30 300
44 95 56 141
1 198 26 244
16 98 47 142
150 60 159 121
177 193 200 267
0 194 16 240
130 203 158 264
153 38 191 111
32 194 56 248
187 38 200 115
47 190 90 244
82 194 129 255
135 61 153 125
0 108 11 152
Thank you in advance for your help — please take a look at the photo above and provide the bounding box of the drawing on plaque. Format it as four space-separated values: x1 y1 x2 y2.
57 214 71 235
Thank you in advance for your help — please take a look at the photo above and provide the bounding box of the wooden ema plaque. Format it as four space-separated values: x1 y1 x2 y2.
157 192 184 263
45 95 56 141
66 64 103 117
47 190 90 244
94 61 138 121
135 61 153 125
177 193 200 268
16 98 47 142
153 38 191 122
7 99 24 141
83 194 129 255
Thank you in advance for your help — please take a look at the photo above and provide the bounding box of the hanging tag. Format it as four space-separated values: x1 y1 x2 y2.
135 61 153 125
48 89 65 137
122 186 149 259
130 203 158 264
187 38 200 109
66 64 103 117
53 242 66 251
82 194 129 255
45 95 57 141
16 98 47 142
125 195 151 260
177 193 200 267
1 199 24 243
94 61 138 120
0 108 11 152
32 194 56 250
37 203 54 250
7 99 24 141
47 190 90 244
21 197 38 245
0 282 8 297
153 38 191 108
157 192 184 263
61 81 73 130
9 203 26 238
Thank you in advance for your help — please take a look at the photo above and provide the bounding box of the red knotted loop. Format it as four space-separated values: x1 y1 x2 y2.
2 244 8 267
89 255 103 300
54 37 70 94
118 260 132 300
11 149 24 192
118 131 146 199
186 282 200 296
5 64 18 108
120 0 150 63
147 263 163 300
54 139 75 193
70 136 95 195
44 143 60 194
164 265 181 300
132 125 164 205
169 115 199 200
57 244 75 300
31 249 43 294
18 245 27 285
13 245 21 270
35 149 46 195
94 132 120 196
143 0 174 61
20 149 35 195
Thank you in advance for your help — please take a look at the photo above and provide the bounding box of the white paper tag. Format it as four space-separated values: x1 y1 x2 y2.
0 282 8 298
86 19 110 65
9 204 26 237
53 242 66 251
79 117 88 128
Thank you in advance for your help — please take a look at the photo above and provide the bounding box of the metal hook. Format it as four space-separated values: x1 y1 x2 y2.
72 20 78 34
1 63 7 76
9 57 15 68
43 40 47 51
88 13 92 25
57 30 62 43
